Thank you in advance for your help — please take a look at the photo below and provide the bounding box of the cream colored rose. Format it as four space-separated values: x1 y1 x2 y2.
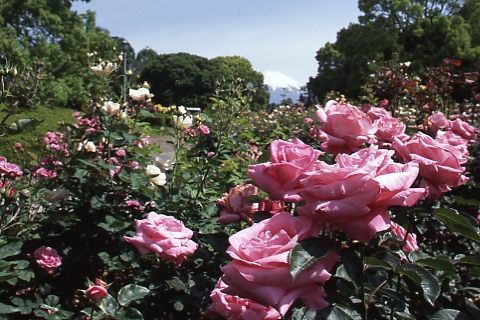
172 115 193 129
101 101 122 116
78 141 96 152
146 165 166 186
129 88 152 102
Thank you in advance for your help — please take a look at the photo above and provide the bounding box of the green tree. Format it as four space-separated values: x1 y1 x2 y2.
140 52 224 107
211 56 269 110
0 1 118 108
309 0 480 102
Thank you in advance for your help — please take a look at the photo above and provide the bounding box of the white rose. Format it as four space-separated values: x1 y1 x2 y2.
84 141 96 152
172 115 193 129
177 106 187 115
129 88 151 102
101 101 122 116
145 165 166 186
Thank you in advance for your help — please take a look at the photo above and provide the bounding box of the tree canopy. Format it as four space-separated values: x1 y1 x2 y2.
140 53 269 109
308 0 480 102
0 0 119 108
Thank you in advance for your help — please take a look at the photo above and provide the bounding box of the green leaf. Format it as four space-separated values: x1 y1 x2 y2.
458 256 480 266
316 304 360 320
397 264 440 306
115 307 144 320
436 208 480 243
100 294 119 316
0 241 22 259
415 257 456 276
466 300 480 320
117 284 150 307
373 251 400 270
431 309 471 320
340 248 363 290
0 273 17 283
289 237 332 280
0 302 20 314
166 277 190 293
291 307 317 320
174 301 184 311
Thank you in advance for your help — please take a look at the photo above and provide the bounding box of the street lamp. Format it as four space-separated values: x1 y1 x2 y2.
121 40 129 103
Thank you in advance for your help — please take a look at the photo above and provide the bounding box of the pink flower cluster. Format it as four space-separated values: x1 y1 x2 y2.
208 100 478 317
209 213 338 318
0 157 23 178
124 212 198 268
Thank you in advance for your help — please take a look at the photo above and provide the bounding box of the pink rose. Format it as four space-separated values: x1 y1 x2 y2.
126 200 142 211
205 279 282 320
297 145 424 242
221 212 338 316
116 149 126 157
198 124 210 135
248 138 323 202
448 118 477 144
124 212 198 268
388 222 419 252
0 157 23 178
367 107 408 148
393 132 468 199
435 130 470 160
314 100 377 154
34 246 62 273
86 285 108 303
217 184 258 225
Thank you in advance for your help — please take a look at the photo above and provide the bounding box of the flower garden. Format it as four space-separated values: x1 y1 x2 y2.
0 57 479 320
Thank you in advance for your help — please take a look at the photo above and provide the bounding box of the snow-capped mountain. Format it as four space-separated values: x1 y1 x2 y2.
263 71 305 105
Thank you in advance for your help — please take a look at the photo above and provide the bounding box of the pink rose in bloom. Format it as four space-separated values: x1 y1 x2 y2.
0 157 23 178
314 100 377 155
33 167 57 179
126 200 142 210
221 212 338 316
393 132 468 199
124 212 198 268
198 124 210 135
304 117 313 124
34 246 62 273
388 222 419 252
367 107 408 148
116 149 126 157
248 138 323 202
205 279 282 320
449 118 477 144
217 184 258 225
207 151 215 157
297 145 424 242
435 130 470 160
86 285 108 303
257 199 286 215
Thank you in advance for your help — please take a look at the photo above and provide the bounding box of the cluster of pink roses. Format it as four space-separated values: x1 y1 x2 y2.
208 100 477 318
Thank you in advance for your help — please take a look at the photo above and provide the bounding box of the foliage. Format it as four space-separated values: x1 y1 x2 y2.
0 1 120 108
308 0 480 102
140 52 270 110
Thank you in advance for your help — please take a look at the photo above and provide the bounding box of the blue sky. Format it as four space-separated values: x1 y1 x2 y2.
72 0 361 85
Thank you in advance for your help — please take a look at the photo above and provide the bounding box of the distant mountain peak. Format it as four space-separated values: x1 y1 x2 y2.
263 71 302 91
